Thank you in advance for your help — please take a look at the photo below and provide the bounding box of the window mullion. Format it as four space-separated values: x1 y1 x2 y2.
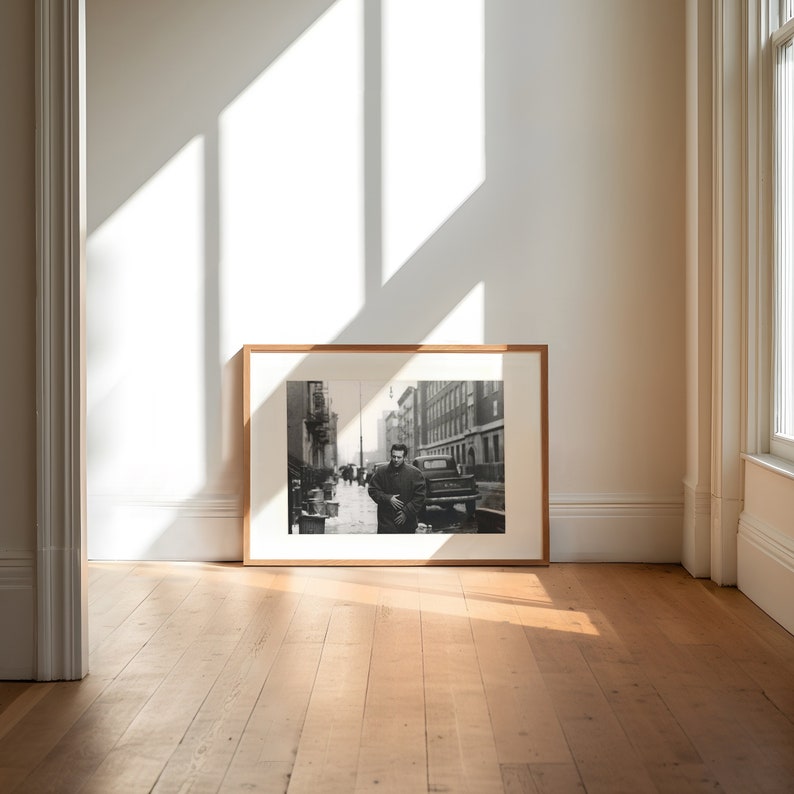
774 34 794 447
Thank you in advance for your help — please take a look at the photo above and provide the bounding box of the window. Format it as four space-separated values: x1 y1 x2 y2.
772 0 794 458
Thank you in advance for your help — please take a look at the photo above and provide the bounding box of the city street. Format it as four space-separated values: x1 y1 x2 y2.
323 478 479 534
323 479 377 534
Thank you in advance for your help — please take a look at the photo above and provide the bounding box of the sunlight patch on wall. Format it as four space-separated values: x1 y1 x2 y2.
381 0 485 285
421 282 485 344
86 136 206 497
219 0 364 354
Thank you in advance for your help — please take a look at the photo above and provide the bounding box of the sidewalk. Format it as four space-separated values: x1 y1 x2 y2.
322 479 481 534
323 480 377 534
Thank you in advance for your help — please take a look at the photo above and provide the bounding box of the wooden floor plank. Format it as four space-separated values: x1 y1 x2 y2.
218 573 326 793
353 575 427 794
0 565 196 791
150 570 304 793
285 602 376 794
0 678 110 792
2 562 794 794
0 685 50 740
501 761 588 794
463 570 572 767
88 565 203 677
572 563 794 792
421 573 504 794
219 640 324 793
526 762 586 793
16 569 225 794
549 567 725 791
88 563 178 653
86 562 136 605
501 762 540 793
542 670 659 794
585 659 724 793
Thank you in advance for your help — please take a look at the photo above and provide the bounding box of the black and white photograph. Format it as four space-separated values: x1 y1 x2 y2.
286 379 507 536
244 344 547 565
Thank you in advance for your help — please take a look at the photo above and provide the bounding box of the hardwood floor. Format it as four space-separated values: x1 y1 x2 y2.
1 562 793 793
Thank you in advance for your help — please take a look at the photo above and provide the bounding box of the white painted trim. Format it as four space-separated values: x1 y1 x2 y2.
710 0 745 586
0 553 35 589
682 478 711 576
88 492 242 516
35 0 88 681
550 492 683 514
550 493 684 563
738 510 794 633
683 0 715 580
743 451 794 479
739 511 794 572
0 561 35 679
86 493 243 561
772 13 794 46
743 0 773 459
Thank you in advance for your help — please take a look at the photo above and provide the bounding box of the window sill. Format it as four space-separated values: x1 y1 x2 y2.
742 453 794 481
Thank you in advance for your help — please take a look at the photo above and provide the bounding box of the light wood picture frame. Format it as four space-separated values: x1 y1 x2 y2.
243 344 549 565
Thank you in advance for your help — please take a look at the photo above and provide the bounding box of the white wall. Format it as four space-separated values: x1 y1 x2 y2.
85 0 687 562
0 0 36 678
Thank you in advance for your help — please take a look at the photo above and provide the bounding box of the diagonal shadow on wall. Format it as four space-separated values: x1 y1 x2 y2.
87 0 514 559
86 0 686 560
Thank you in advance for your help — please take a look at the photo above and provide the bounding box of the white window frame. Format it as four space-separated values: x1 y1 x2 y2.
771 2 794 460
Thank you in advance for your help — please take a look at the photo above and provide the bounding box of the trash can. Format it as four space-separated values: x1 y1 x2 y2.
298 513 327 534
307 487 325 515
475 508 505 533
325 500 339 518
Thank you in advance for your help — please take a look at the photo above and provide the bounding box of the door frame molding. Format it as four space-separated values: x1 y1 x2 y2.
35 0 87 680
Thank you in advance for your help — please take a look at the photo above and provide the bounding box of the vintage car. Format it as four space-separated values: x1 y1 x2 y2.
367 461 389 481
412 455 481 518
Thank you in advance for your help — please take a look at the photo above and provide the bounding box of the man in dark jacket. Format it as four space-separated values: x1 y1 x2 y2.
367 444 426 534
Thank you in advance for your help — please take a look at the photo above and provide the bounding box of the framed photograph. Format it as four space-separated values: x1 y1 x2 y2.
243 344 548 565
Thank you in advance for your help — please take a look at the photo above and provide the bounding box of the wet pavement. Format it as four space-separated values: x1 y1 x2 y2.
323 480 377 534
321 480 480 535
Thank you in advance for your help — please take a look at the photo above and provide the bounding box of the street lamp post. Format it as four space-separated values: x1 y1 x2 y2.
359 381 363 470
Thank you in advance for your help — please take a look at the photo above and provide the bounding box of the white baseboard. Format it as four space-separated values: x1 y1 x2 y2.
87 493 243 561
87 491 686 565
0 553 35 679
88 494 683 563
681 480 711 577
549 492 683 563
738 512 794 635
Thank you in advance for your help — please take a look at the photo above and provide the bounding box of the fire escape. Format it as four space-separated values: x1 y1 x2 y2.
304 382 331 466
